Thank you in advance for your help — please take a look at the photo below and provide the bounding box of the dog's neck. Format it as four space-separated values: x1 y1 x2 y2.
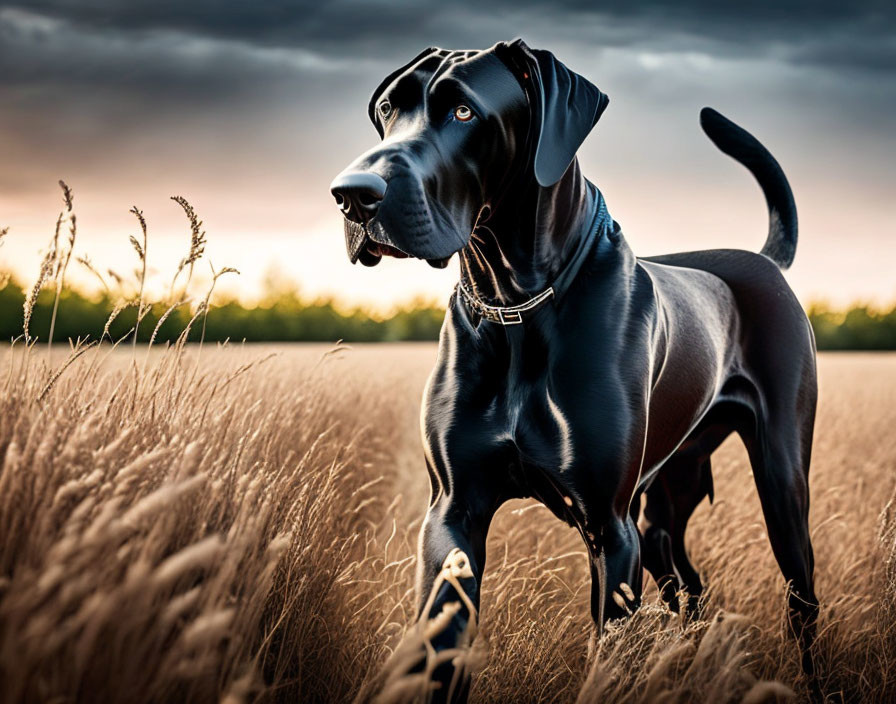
458 158 600 306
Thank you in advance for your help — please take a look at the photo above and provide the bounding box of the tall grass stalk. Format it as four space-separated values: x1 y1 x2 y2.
197 261 239 358
129 206 148 353
47 180 75 359
170 195 207 301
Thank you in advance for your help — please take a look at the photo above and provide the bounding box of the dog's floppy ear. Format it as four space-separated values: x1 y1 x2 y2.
367 46 440 137
499 39 609 187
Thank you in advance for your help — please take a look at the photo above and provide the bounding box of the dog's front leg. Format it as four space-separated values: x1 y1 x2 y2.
563 448 647 631
370 485 497 704
588 515 643 628
406 491 495 704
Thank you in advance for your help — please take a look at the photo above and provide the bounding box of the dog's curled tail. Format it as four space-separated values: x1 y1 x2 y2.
700 107 798 270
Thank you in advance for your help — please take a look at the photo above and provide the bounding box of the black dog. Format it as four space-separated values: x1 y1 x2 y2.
331 39 818 701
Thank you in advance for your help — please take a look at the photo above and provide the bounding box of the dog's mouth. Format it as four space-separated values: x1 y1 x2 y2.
346 219 453 269
368 239 409 259
361 235 452 269
355 235 410 267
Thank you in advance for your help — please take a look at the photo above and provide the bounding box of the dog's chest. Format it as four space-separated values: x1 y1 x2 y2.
491 367 573 466
424 329 575 475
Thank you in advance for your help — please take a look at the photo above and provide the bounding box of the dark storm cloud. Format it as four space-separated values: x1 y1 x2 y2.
1 0 893 192
2 0 895 75
0 6 359 98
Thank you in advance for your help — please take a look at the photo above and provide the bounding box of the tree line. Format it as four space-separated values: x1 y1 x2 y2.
0 277 445 343
1 277 895 348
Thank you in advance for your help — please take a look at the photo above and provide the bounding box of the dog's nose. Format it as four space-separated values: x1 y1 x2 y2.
329 172 387 223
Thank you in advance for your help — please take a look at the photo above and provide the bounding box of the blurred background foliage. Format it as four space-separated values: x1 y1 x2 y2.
0 274 445 343
1 274 894 348
806 303 896 351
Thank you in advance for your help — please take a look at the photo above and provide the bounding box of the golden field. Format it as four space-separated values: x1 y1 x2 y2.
1 343 895 703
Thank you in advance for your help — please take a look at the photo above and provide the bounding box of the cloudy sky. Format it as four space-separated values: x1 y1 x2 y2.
1 1 894 309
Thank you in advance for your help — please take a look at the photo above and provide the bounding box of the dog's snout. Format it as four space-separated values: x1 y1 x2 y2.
329 172 387 223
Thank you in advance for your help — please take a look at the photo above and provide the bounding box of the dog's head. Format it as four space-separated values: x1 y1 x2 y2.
330 39 609 267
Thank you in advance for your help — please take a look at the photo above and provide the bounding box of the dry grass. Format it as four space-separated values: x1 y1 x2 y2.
1 344 895 703
0 342 425 703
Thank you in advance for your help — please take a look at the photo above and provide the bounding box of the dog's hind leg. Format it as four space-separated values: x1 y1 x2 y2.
740 399 818 682
639 489 680 611
641 453 713 617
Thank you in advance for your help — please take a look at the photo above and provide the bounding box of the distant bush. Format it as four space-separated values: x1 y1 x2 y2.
808 303 896 350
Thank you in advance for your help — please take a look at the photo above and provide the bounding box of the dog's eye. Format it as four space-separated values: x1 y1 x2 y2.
454 105 473 122
379 101 392 119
